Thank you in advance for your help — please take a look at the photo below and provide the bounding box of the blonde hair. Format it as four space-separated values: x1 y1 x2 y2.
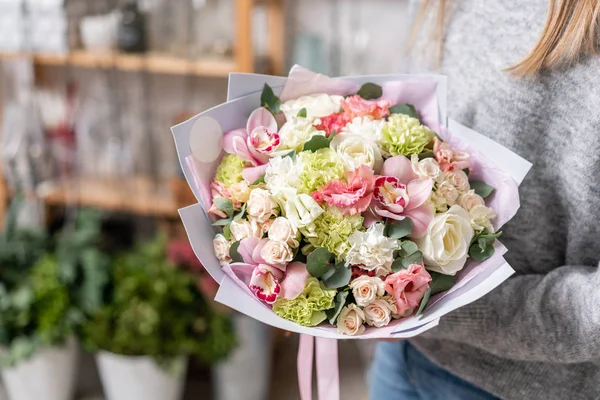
410 0 600 76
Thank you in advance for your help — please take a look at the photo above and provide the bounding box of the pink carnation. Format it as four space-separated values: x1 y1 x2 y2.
384 264 431 316
341 95 391 120
434 138 471 172
311 165 374 215
208 180 234 218
314 112 350 136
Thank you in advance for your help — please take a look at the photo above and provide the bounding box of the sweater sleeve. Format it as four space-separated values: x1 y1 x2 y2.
420 264 600 363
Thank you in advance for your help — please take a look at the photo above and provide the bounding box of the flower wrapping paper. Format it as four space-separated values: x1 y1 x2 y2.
171 66 532 340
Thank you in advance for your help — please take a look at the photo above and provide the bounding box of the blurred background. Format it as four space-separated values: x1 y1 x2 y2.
0 0 419 399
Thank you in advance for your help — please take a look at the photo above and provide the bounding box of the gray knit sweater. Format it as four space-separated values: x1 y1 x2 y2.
406 1 600 399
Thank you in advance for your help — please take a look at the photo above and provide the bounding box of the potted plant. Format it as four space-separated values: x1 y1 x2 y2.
84 236 236 400
0 207 109 400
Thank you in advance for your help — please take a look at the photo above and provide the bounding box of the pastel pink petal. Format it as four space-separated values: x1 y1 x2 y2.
222 129 248 154
247 136 270 165
381 156 416 184
259 264 285 281
405 179 433 210
242 164 268 183
222 265 260 300
238 237 261 264
404 204 434 238
347 193 373 215
227 135 257 165
363 208 380 228
228 263 257 286
280 262 310 300
247 107 277 133
252 238 271 265
375 207 406 221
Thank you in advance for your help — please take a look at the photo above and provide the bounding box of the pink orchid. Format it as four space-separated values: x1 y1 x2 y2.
341 95 392 120
314 112 350 136
222 107 279 182
312 165 374 215
228 237 288 305
384 263 431 316
434 138 471 172
368 155 434 238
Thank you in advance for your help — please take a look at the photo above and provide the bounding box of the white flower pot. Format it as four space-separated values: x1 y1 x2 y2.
0 337 78 400
96 352 188 400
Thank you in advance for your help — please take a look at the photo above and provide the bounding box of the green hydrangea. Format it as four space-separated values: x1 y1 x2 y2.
215 154 246 186
301 206 364 258
297 149 345 194
272 277 336 327
380 114 435 157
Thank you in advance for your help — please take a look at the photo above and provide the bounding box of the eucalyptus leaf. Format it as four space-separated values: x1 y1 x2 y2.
307 248 335 278
323 262 352 289
260 83 280 114
429 271 457 295
302 135 333 153
213 197 234 217
391 258 406 273
222 224 231 240
389 103 419 120
297 108 307 118
469 241 495 261
415 287 431 316
233 203 247 221
385 219 413 239
212 217 233 226
401 241 419 256
401 251 423 269
229 241 244 263
357 82 383 100
469 180 495 198
326 291 349 324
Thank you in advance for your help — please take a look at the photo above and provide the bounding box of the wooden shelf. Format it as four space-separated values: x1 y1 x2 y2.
36 176 183 218
0 51 238 78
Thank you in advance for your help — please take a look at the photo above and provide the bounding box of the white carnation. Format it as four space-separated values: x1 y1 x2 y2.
274 117 326 155
280 93 343 122
345 223 398 271
341 116 384 143
265 156 301 203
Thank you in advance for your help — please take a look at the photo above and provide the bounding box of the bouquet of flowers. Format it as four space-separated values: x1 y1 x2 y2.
172 66 531 397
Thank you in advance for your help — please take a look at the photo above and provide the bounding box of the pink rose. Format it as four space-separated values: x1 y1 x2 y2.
341 95 391 120
312 165 374 215
434 138 471 173
384 264 432 316
314 112 350 136
367 155 434 238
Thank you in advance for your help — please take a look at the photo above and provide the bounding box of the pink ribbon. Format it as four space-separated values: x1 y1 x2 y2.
297 335 340 400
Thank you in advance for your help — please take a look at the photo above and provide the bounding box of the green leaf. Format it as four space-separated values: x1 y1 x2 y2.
222 224 231 240
401 241 419 256
285 150 296 160
212 217 233 226
469 180 495 198
297 108 307 118
229 241 244 263
391 258 406 273
306 248 335 278
385 219 413 239
469 241 495 261
418 151 435 160
463 168 470 175
389 103 419 120
302 135 333 152
260 83 280 114
233 203 247 221
213 197 234 217
251 175 265 185
322 262 352 289
326 291 349 324
401 251 423 269
415 288 431 316
428 271 456 295
357 82 383 100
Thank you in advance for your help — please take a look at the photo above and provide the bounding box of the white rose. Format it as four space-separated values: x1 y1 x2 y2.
265 156 301 203
349 276 386 307
337 304 366 336
341 116 384 143
229 181 251 204
444 170 470 192
284 194 324 230
260 240 294 266
458 190 485 212
280 93 343 122
435 180 459 207
230 219 263 242
274 117 326 155
345 223 398 271
268 216 300 248
469 204 496 232
259 218 274 234
415 205 475 275
247 188 277 224
213 234 231 263
411 155 442 182
330 133 383 173
364 299 396 328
